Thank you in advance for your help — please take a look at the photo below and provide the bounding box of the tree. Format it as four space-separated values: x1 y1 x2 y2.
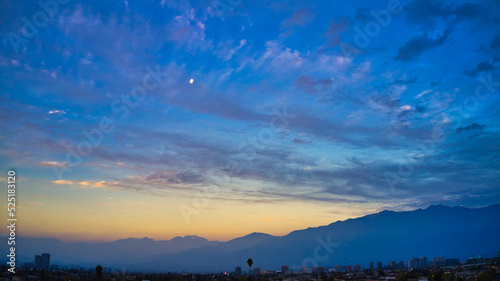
429 269 445 281
96 265 103 281
476 272 493 281
247 258 253 271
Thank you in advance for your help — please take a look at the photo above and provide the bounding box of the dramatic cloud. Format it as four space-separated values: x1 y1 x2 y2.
395 28 451 61
463 61 495 77
456 123 486 133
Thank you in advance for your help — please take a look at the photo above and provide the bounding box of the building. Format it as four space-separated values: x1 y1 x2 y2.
312 267 326 273
408 258 419 268
235 266 241 276
281 265 289 275
253 267 261 276
433 257 444 263
345 265 352 272
370 262 374 270
354 265 361 272
419 257 427 268
335 264 342 272
34 255 42 269
377 261 383 270
389 261 396 268
41 253 50 270
301 265 309 273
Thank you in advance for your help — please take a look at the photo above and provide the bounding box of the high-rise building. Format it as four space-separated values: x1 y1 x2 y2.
354 265 361 272
34 255 42 269
433 257 444 263
41 253 50 270
235 266 241 276
369 262 374 270
389 261 395 268
335 264 342 272
253 267 261 276
281 265 289 275
301 265 309 273
408 258 420 268
377 261 383 270
419 257 427 268
345 265 352 272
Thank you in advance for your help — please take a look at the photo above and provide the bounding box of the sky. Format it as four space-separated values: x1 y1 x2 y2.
0 0 499 242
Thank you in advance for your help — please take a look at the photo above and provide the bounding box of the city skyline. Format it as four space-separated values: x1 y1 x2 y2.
1 0 500 243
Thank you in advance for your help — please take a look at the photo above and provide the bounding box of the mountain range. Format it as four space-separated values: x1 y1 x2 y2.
3 204 499 272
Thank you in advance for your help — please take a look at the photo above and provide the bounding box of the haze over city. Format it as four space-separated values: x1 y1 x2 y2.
1 0 499 246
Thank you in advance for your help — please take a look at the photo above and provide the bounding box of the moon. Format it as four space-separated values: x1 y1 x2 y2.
189 78 194 84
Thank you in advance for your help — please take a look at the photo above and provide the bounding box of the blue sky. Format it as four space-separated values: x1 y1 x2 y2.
0 0 499 241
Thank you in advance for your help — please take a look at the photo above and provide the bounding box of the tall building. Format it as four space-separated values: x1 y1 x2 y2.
354 265 361 272
408 258 419 268
253 267 261 276
345 265 352 272
369 262 374 270
235 266 241 276
335 264 342 272
34 255 42 269
433 257 444 263
41 253 50 270
377 261 383 270
419 257 427 268
281 265 289 275
389 261 396 268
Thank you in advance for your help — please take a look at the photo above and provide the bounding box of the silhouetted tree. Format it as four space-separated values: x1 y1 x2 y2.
429 269 445 281
247 258 253 271
96 265 103 281
40 269 48 281
476 273 493 281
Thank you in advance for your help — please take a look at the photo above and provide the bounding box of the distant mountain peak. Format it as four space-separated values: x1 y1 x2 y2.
246 232 272 237
170 235 208 241
426 204 450 210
